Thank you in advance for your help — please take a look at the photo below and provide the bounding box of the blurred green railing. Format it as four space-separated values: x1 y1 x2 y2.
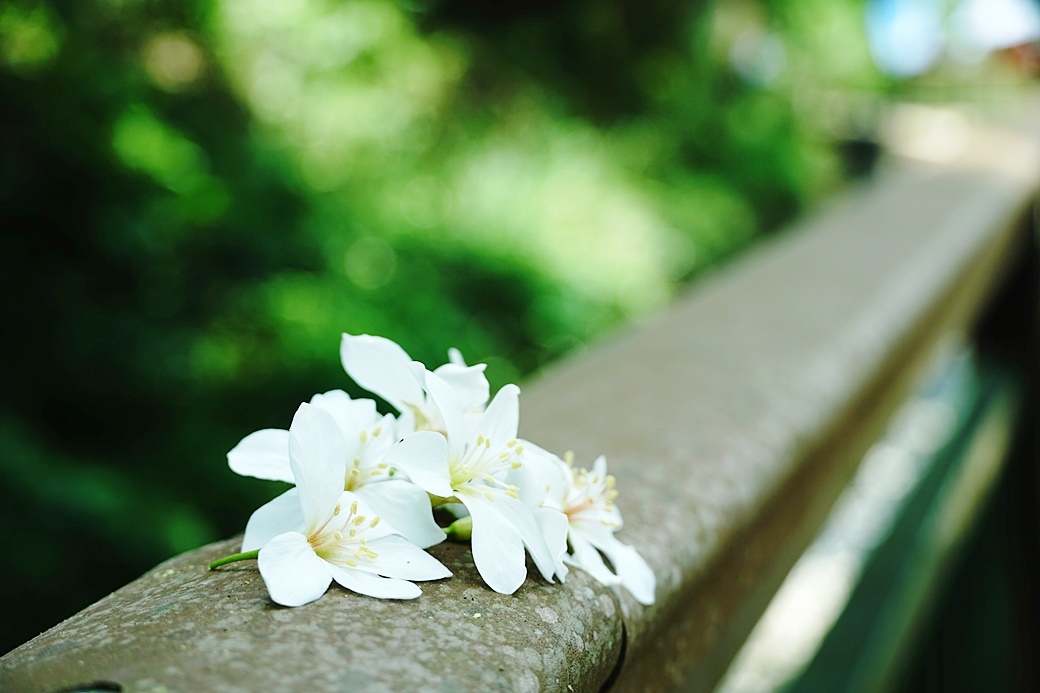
718 344 1034 692
1 102 1038 693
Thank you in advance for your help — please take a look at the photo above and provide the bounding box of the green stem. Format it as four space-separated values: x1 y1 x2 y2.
208 549 260 570
444 515 473 542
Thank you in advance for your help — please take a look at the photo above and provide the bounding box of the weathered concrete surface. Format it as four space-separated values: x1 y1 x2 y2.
0 538 622 692
3 106 1040 693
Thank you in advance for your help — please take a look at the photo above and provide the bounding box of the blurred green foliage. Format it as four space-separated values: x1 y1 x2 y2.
0 0 876 653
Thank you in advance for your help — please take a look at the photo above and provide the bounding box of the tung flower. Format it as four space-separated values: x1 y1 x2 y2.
256 403 450 607
340 333 489 434
229 389 445 549
385 369 561 594
528 445 656 605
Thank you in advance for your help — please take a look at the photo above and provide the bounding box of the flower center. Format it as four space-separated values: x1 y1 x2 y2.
407 402 446 435
450 435 522 499
564 462 619 525
309 500 381 567
343 425 394 491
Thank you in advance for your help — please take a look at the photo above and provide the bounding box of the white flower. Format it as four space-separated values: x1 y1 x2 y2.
229 389 445 549
385 369 561 595
527 445 656 605
507 443 572 583
255 403 451 606
340 333 489 434
228 391 379 485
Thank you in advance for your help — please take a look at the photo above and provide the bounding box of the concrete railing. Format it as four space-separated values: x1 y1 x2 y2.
3 101 1039 693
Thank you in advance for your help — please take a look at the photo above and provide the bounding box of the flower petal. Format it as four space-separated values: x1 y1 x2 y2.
383 431 453 497
326 564 422 600
227 429 293 483
356 479 446 548
584 530 657 605
362 413 400 462
458 490 527 594
446 347 465 366
432 361 489 413
242 488 304 552
289 403 349 535
472 487 557 583
309 389 379 446
535 506 571 582
418 369 465 456
358 535 452 581
566 531 621 587
477 384 520 451
340 333 424 413
258 532 332 607
512 441 570 511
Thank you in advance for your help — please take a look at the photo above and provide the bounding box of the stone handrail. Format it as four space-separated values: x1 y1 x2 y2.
3 102 1040 692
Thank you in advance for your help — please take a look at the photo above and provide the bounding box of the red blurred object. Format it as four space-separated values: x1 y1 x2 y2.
996 42 1040 76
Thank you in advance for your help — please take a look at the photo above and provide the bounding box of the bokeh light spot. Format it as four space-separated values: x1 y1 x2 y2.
142 32 205 91
0 5 63 76
344 236 398 290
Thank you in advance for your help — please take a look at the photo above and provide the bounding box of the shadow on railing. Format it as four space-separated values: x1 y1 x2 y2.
3 100 1039 693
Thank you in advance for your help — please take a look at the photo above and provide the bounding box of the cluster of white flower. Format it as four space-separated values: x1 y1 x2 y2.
215 333 655 607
